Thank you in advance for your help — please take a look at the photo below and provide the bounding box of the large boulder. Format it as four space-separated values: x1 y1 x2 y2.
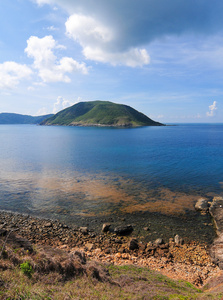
114 225 133 236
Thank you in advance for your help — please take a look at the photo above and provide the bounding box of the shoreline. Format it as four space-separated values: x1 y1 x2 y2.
0 209 221 287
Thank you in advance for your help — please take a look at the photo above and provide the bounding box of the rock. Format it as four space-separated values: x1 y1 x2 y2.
7 232 33 253
210 234 223 269
143 227 150 231
129 239 139 250
114 225 133 236
195 198 209 213
145 244 156 256
85 243 94 251
45 222 52 227
138 242 146 251
154 238 164 246
102 223 111 233
174 234 184 245
104 248 112 254
79 227 88 235
89 233 96 238
114 238 123 244
156 247 169 257
209 197 223 235
159 243 169 249
174 234 180 245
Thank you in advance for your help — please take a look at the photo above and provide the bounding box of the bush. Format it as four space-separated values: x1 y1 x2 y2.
20 261 34 278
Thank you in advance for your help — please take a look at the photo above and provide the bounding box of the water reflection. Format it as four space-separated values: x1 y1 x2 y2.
1 168 219 219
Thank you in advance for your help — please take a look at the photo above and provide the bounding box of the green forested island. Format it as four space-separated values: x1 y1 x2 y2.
0 113 53 124
41 101 164 127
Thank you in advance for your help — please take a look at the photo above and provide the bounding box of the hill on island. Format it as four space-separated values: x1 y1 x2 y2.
41 101 164 127
0 113 54 124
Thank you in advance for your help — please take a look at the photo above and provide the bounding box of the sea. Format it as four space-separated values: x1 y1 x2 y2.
0 123 223 243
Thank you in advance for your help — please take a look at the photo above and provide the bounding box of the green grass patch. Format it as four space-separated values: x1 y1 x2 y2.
20 261 34 278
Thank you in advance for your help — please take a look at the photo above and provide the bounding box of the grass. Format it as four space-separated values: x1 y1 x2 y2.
0 241 223 299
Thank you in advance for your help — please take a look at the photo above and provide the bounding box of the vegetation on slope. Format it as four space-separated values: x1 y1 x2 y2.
0 235 211 300
0 229 222 299
41 101 164 127
0 113 53 124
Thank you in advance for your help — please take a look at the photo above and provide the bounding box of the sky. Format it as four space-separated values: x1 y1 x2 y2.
0 0 223 123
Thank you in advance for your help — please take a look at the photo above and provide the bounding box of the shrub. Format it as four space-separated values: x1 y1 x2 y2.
20 261 34 278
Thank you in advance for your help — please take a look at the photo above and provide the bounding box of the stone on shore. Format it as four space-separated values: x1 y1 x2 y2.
44 222 53 227
128 239 139 250
143 227 150 231
79 227 88 235
85 243 94 251
195 198 209 213
114 225 133 236
174 234 184 246
154 238 164 246
102 223 111 233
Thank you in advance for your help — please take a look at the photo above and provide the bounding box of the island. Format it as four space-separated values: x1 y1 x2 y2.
40 100 164 127
0 113 53 124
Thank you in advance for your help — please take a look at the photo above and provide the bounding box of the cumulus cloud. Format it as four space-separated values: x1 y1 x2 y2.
66 14 113 46
83 46 149 67
0 61 32 89
25 35 88 83
34 1 223 66
207 101 217 117
65 13 149 66
36 107 48 115
53 96 75 113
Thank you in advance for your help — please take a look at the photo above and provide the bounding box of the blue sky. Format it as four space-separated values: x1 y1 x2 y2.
0 0 223 123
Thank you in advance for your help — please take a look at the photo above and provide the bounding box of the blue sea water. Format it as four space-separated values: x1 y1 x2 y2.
0 123 222 236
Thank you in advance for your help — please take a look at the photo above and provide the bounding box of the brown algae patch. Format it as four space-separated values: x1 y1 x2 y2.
122 188 199 215
1 169 204 217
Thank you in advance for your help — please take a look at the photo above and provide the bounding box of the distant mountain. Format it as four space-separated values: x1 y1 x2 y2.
0 113 54 124
41 101 164 127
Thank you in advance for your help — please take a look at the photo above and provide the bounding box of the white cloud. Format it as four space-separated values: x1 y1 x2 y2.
35 0 52 5
0 61 32 89
66 14 114 46
207 101 217 117
53 96 76 113
65 13 150 67
36 107 48 116
25 35 88 83
83 47 149 67
34 1 223 68
47 25 58 31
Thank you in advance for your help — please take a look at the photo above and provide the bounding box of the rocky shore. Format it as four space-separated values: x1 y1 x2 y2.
195 196 223 268
0 209 221 288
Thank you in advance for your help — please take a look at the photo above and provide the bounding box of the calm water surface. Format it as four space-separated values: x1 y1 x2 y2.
0 124 222 242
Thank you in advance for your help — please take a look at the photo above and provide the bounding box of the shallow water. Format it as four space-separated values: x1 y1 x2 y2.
0 124 222 243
